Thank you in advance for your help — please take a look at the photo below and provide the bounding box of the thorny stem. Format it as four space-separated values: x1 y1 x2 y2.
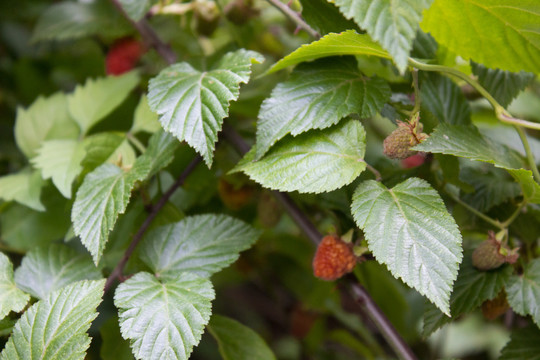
223 125 417 360
265 0 320 39
104 156 202 292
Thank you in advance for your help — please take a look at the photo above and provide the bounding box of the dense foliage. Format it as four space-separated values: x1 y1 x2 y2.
1 0 540 359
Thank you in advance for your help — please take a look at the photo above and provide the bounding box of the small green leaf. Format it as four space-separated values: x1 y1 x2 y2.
420 72 471 125
299 0 359 35
0 253 30 320
235 119 366 193
414 123 524 170
506 258 540 326
148 49 264 166
14 92 79 159
208 315 276 360
421 0 540 74
499 325 540 360
256 57 389 158
332 0 434 73
68 72 140 134
131 95 161 134
508 169 540 204
269 30 391 73
351 178 462 314
471 62 535 108
31 140 86 198
133 130 179 179
119 0 152 22
0 170 45 211
0 279 105 360
82 132 136 172
114 272 215 360
14 244 102 300
422 252 511 336
140 214 261 278
32 0 131 42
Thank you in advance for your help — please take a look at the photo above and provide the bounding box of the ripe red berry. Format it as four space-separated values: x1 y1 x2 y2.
105 38 145 75
312 235 357 281
401 153 426 169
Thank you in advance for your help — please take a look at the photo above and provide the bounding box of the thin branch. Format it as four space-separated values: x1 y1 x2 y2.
514 126 540 183
444 187 504 230
500 201 527 229
110 0 177 65
265 0 320 39
104 156 202 292
364 161 382 181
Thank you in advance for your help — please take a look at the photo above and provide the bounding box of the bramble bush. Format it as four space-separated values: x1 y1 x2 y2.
1 0 540 359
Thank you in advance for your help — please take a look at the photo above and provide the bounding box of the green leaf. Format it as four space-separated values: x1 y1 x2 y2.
506 258 540 326
235 119 366 193
508 169 540 204
499 325 540 360
71 163 147 264
131 95 161 134
420 72 471 125
68 71 140 134
435 154 474 192
148 49 264 166
269 30 391 73
422 252 511 336
208 315 276 360
421 0 540 74
0 170 45 211
332 0 434 73
139 214 261 278
134 130 179 179
32 0 131 42
351 178 462 314
299 0 359 35
82 132 136 172
100 317 134 360
471 62 535 108
31 140 86 199
255 57 390 158
119 0 152 22
14 92 79 159
414 123 524 170
114 272 215 360
14 244 102 300
0 279 105 360
0 253 30 320
0 318 16 337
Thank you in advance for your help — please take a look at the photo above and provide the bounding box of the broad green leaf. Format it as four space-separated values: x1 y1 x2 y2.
32 0 131 42
148 49 264 166
422 252 511 336
351 178 462 314
140 214 261 278
14 92 79 159
414 123 524 170
255 57 390 158
422 0 540 74
0 279 105 360
14 244 102 300
333 0 434 73
471 62 535 108
235 119 366 193
0 170 45 211
100 317 134 360
131 95 161 134
82 132 136 172
420 72 471 125
508 169 540 204
208 315 276 360
114 272 214 360
299 0 359 35
506 258 540 326
71 163 148 264
31 140 86 198
269 30 391 73
68 71 140 134
499 325 540 360
119 0 152 21
0 253 30 320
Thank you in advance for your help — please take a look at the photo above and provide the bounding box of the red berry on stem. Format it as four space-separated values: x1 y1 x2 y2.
312 235 357 281
106 38 145 75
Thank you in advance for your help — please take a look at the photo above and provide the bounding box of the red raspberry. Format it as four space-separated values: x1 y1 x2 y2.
105 38 145 75
312 235 357 281
401 153 426 169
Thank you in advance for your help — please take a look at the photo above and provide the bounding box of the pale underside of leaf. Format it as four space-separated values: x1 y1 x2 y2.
351 178 462 315
0 170 45 212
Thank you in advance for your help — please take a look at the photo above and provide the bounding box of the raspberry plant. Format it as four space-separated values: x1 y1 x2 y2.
1 0 540 359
